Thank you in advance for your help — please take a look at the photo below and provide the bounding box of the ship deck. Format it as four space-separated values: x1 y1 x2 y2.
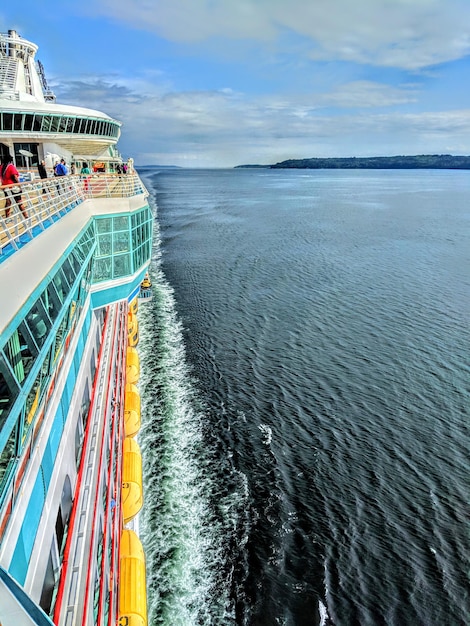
0 174 147 263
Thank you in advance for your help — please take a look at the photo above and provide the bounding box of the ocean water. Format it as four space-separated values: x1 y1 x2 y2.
137 168 470 626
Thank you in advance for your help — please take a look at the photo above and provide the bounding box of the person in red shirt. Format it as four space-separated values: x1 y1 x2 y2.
1 154 27 218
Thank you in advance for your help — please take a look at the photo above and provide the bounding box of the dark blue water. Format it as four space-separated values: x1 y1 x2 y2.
137 168 470 626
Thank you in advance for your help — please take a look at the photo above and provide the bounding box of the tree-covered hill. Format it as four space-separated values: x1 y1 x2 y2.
268 155 470 169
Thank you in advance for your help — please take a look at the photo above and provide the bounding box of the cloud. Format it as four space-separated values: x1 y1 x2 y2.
90 0 470 70
316 81 418 108
52 73 470 167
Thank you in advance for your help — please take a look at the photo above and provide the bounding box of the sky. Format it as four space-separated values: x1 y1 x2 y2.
2 1 470 167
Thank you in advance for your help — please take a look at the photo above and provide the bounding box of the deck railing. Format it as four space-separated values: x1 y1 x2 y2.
0 173 148 261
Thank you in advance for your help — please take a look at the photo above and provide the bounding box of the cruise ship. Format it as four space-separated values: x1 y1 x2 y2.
0 30 150 624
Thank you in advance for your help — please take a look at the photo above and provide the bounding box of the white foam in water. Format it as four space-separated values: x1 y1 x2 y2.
258 423 273 445
137 242 245 623
318 599 329 626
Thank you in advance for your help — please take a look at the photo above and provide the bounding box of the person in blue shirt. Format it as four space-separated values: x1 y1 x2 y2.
54 158 68 176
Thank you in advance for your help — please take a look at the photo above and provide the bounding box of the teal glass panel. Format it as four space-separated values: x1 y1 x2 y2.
0 425 16 490
0 354 20 430
25 300 51 349
113 215 128 231
97 234 112 256
53 267 69 300
4 323 38 383
96 218 112 234
44 282 62 322
113 232 129 254
113 254 130 278
62 257 76 287
93 257 112 282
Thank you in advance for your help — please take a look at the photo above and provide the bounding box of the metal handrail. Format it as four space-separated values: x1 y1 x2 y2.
0 173 148 260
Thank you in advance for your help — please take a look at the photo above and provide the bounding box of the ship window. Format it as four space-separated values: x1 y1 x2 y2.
93 524 104 621
2 112 13 131
113 232 129 254
0 354 20 429
52 315 68 363
24 344 53 436
62 257 76 287
0 425 17 491
69 250 82 277
66 117 74 133
96 218 111 234
13 113 22 131
25 299 51 349
39 549 55 614
97 234 112 256
113 215 128 231
50 115 60 132
40 115 51 132
132 226 143 248
90 348 96 381
14 143 40 168
93 257 112 282
75 419 83 466
73 244 86 264
33 114 42 132
4 323 38 384
53 267 69 300
113 253 130 278
44 282 62 322
23 114 34 131
25 377 41 435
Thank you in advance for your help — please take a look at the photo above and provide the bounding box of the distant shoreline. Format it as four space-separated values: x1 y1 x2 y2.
236 155 470 170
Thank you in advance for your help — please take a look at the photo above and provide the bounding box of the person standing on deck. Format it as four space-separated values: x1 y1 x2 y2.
37 160 47 179
54 158 68 194
80 161 91 192
1 154 27 218
37 160 48 194
54 159 68 176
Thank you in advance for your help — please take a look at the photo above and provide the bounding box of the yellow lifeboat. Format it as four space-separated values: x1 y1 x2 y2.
122 437 143 524
128 311 139 347
119 529 147 626
126 347 140 384
140 273 151 289
124 383 141 437
139 273 152 301
130 297 138 315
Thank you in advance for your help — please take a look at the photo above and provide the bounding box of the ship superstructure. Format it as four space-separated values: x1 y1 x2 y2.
0 29 121 169
0 31 150 625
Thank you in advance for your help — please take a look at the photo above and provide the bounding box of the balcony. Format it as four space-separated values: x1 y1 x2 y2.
0 173 148 263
